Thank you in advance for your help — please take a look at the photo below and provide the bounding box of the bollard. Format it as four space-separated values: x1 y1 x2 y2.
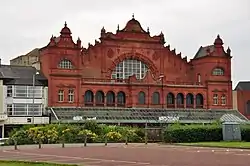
38 142 42 149
105 137 107 146
62 141 65 148
125 136 128 145
84 136 87 147
14 140 18 150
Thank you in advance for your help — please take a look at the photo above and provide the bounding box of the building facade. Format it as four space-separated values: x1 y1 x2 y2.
38 17 233 110
0 64 49 137
233 82 250 119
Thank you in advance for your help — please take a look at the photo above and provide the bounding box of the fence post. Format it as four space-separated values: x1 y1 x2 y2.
84 136 87 147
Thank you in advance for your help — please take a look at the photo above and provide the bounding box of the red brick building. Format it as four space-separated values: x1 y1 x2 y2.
233 82 250 119
39 16 233 110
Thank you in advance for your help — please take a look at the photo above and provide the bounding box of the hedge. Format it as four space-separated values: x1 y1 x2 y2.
7 121 145 145
164 123 250 143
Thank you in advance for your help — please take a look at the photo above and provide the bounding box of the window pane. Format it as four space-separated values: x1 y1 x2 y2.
111 59 148 80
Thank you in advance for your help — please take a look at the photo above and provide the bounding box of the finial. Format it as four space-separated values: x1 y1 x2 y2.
64 21 67 27
227 47 231 54
117 24 119 31
132 13 134 19
77 37 80 41
147 27 149 33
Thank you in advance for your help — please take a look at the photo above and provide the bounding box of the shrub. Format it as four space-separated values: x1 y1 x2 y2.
164 124 222 143
241 125 250 141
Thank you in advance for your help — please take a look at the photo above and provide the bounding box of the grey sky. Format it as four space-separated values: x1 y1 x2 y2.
0 0 249 87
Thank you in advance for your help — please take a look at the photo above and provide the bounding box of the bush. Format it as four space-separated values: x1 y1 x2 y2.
241 125 250 141
164 124 222 143
8 123 145 145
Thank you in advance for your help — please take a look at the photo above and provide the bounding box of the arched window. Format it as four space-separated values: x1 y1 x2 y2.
196 93 204 108
186 93 194 108
106 91 115 106
212 68 224 76
84 90 94 106
213 94 218 105
58 59 73 69
117 91 126 106
152 92 160 104
95 91 104 106
177 93 184 108
246 101 250 115
111 59 148 80
166 93 175 108
138 91 146 104
221 94 226 105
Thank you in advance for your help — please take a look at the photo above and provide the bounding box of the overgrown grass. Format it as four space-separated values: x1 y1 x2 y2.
177 141 250 148
0 160 77 166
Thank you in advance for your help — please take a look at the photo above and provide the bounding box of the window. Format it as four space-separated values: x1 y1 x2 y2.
221 95 226 105
138 91 146 104
95 91 104 106
117 91 126 106
14 86 27 97
212 68 224 76
14 86 43 98
58 59 73 69
84 90 94 106
197 74 201 83
7 104 13 115
11 103 42 116
111 59 148 80
177 93 184 108
166 93 175 105
58 90 64 102
106 91 115 106
152 92 160 104
196 93 204 108
7 86 13 97
68 89 74 103
213 94 218 105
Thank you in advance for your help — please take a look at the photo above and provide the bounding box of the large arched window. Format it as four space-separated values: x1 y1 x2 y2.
106 91 115 106
176 93 184 108
212 68 224 76
138 91 146 104
196 93 204 108
117 91 126 106
186 93 194 108
152 92 160 105
95 91 104 106
166 93 175 108
58 59 73 69
111 59 148 80
84 90 94 106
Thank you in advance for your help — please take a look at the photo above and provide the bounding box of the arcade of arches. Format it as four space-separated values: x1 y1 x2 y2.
82 90 204 108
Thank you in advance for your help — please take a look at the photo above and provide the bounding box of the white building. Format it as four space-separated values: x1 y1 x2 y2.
0 63 49 138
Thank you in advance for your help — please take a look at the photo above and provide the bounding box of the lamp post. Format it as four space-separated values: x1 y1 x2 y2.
32 71 39 124
159 75 164 109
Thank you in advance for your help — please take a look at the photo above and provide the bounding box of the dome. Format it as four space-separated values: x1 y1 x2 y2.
60 22 71 35
121 15 147 33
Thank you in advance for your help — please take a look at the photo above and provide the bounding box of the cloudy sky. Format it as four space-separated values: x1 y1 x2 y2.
0 0 249 87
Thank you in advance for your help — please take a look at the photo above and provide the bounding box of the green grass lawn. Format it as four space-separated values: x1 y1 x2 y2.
0 161 77 166
177 141 250 148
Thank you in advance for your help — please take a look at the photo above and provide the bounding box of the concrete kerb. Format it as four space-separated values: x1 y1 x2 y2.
0 143 158 150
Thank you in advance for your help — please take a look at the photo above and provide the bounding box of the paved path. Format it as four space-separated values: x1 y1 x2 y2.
0 143 250 166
